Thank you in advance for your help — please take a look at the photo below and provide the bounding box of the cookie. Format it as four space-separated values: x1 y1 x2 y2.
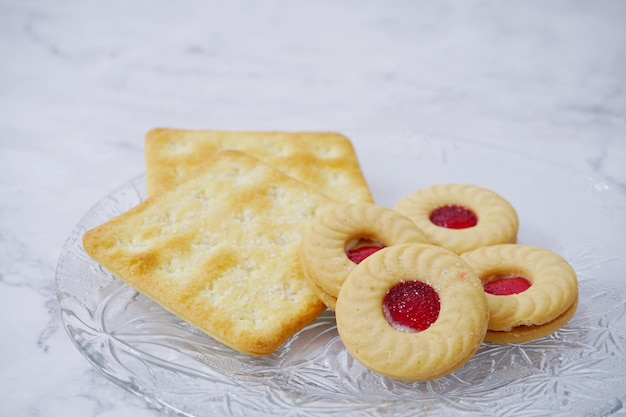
335 243 489 381
461 244 578 343
83 150 333 356
144 128 373 204
484 297 578 343
300 203 431 310
393 183 518 254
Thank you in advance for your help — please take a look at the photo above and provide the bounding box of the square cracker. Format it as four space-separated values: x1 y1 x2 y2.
83 150 333 355
145 128 373 203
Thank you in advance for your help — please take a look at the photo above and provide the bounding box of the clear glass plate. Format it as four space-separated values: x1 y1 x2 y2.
56 131 626 417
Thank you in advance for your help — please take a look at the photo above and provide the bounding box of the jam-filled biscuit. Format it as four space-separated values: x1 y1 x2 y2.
393 184 518 254
461 244 578 343
335 243 488 381
300 203 430 310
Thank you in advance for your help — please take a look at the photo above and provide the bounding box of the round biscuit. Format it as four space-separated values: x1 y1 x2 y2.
461 244 578 332
393 183 518 254
484 295 578 343
335 243 489 381
300 203 430 301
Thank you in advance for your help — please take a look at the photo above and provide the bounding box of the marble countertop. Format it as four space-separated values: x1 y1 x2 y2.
1 1 625 416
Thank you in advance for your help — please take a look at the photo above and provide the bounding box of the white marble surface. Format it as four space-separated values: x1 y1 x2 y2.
1 1 625 416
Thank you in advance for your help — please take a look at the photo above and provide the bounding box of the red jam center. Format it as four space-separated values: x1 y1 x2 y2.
382 281 440 332
346 246 384 264
429 205 478 229
482 276 532 296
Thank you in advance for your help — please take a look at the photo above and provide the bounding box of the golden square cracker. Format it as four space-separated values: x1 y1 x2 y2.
144 128 373 203
82 150 333 355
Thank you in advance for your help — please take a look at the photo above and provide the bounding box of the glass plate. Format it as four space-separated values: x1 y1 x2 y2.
56 131 626 417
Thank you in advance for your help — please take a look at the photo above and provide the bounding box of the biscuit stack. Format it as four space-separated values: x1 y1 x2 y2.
83 128 578 381
83 129 373 356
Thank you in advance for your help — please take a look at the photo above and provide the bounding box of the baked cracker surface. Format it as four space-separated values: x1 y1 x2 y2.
145 128 373 203
82 150 332 355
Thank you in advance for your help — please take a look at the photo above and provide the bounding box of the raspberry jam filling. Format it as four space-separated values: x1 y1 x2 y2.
346 246 383 264
345 239 385 264
482 275 532 295
382 280 440 332
429 205 478 229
